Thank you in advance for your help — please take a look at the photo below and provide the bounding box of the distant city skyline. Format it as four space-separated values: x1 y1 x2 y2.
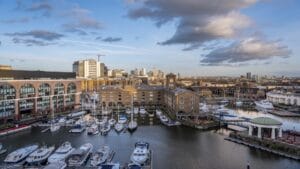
0 0 300 76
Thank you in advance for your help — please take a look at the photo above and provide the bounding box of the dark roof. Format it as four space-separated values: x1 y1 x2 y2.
0 70 75 79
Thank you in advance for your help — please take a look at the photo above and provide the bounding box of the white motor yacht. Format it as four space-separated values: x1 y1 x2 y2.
43 161 67 169
139 108 148 116
255 100 274 110
26 145 55 165
69 118 86 133
67 143 93 167
100 124 111 135
108 119 116 126
155 109 162 117
58 117 67 124
114 122 124 133
90 146 111 166
99 118 108 127
199 103 209 113
4 144 38 164
50 123 60 133
48 142 75 163
87 124 99 135
133 107 139 116
159 115 169 123
118 116 127 124
236 101 243 107
130 142 150 166
126 108 131 115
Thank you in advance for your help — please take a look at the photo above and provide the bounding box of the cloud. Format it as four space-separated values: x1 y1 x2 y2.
102 37 122 42
15 0 53 16
5 30 64 41
26 1 52 12
1 17 30 24
95 36 102 40
200 37 291 65
64 28 87 36
63 5 102 30
127 0 258 50
12 37 55 46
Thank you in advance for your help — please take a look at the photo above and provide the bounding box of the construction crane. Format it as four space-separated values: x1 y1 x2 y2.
97 54 105 62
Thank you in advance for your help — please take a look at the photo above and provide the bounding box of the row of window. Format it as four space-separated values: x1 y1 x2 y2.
0 83 77 101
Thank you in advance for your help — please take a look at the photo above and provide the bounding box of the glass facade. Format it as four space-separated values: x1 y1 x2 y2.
37 83 51 112
0 84 16 118
53 83 64 111
66 83 76 106
19 83 35 119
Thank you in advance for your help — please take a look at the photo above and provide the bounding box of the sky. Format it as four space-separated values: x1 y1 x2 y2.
0 0 299 77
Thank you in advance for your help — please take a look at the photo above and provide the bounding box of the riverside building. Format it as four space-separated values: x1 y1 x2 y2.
0 69 81 124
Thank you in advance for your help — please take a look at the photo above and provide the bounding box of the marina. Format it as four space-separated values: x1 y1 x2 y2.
0 109 299 169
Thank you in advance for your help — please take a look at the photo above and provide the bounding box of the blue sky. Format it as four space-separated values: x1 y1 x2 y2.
0 0 299 76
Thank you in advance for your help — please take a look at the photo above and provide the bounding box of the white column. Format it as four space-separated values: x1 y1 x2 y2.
248 125 253 136
258 127 262 139
271 128 275 139
279 128 282 138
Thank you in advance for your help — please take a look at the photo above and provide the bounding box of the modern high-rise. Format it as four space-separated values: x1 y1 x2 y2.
73 59 105 79
246 72 252 80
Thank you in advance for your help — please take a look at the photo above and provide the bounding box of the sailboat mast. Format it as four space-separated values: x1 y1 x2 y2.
131 95 134 122
117 104 120 122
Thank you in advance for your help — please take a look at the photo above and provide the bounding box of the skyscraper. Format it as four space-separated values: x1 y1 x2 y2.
246 72 252 80
73 59 104 79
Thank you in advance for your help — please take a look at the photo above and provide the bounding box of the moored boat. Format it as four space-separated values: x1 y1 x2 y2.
128 121 138 132
236 100 243 107
128 163 142 169
133 107 139 116
48 141 74 163
0 143 7 155
69 124 86 133
119 115 127 124
108 119 116 126
4 144 38 164
114 122 124 133
130 142 150 166
87 124 99 135
98 162 120 169
139 108 148 116
255 100 274 110
26 145 55 165
100 124 111 135
50 123 60 133
43 161 67 169
90 146 111 166
67 143 93 167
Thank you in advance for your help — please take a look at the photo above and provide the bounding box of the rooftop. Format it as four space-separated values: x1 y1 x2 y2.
250 117 282 126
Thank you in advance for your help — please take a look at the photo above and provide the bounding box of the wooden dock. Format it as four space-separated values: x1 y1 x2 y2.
225 137 300 160
268 109 300 117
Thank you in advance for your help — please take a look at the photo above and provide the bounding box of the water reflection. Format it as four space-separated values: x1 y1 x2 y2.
0 124 299 169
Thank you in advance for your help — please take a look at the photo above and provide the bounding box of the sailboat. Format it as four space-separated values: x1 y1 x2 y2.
114 105 124 133
108 111 116 127
128 95 137 132
50 99 60 133
236 89 243 107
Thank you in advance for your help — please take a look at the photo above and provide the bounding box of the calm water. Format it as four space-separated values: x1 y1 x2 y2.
0 123 299 169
